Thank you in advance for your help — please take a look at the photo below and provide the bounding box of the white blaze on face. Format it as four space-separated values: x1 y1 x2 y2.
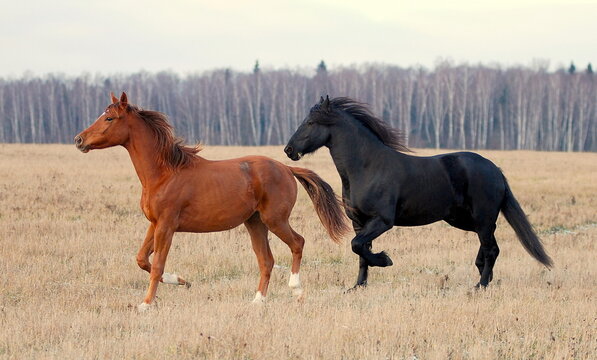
252 291 266 304
162 272 180 285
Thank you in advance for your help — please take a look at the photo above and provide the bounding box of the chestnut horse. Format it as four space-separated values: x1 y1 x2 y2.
75 92 349 311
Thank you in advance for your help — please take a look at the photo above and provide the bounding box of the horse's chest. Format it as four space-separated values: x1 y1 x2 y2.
140 191 155 222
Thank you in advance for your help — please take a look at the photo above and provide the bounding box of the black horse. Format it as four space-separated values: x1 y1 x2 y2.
284 96 552 288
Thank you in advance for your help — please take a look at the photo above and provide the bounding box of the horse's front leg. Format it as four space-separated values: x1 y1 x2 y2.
138 220 176 311
350 216 394 268
136 223 190 288
345 221 370 290
354 242 372 287
136 224 154 273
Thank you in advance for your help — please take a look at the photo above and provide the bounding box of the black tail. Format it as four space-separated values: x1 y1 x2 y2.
501 177 553 267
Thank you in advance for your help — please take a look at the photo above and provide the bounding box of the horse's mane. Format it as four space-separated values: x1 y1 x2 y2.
315 97 410 153
127 105 202 170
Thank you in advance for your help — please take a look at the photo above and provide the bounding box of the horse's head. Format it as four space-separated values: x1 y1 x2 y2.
284 96 334 161
75 92 132 153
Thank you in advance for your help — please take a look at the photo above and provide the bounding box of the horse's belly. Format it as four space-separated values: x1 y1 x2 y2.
394 202 450 226
394 213 444 227
176 204 255 233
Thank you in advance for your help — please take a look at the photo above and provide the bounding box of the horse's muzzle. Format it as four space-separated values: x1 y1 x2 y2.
74 135 89 153
284 145 293 156
284 145 302 161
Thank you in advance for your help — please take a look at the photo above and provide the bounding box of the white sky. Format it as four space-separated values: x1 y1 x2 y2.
1 0 596 76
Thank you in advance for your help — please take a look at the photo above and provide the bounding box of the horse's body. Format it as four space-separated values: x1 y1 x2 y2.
140 155 295 233
285 96 552 288
75 93 348 310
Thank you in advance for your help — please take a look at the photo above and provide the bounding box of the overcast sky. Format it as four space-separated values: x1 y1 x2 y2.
1 0 596 76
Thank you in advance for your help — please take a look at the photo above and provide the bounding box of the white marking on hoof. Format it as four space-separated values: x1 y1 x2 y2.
289 273 303 297
288 273 301 288
137 302 151 312
252 291 266 304
161 272 180 285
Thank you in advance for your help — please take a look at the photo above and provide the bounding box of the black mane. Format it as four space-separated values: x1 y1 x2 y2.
314 97 410 153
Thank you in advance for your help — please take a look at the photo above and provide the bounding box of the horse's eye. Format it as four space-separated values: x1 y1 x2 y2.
106 117 114 121
307 121 314 126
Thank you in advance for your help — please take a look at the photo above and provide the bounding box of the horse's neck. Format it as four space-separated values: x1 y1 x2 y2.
327 119 396 184
123 124 169 189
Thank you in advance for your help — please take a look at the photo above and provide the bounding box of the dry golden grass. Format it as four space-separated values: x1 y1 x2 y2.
0 144 596 359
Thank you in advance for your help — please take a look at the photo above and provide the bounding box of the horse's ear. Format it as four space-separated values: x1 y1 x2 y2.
119 92 128 109
322 95 330 111
110 92 118 104
320 96 325 103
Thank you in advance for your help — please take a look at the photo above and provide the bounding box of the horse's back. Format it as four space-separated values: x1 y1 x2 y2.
230 155 299 216
441 151 505 191
436 151 506 224
163 156 296 232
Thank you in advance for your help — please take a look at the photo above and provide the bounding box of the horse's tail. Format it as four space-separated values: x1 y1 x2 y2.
501 177 553 268
289 166 350 243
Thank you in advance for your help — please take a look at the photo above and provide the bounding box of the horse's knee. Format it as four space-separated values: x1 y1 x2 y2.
136 255 151 272
475 257 484 267
295 234 305 249
484 245 500 263
351 239 366 255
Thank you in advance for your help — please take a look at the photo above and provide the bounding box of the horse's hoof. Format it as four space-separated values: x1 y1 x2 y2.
345 283 367 293
251 291 266 304
137 302 152 312
381 252 394 267
474 282 488 290
184 281 192 289
370 251 393 267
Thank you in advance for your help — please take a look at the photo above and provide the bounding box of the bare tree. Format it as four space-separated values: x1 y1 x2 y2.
0 62 595 151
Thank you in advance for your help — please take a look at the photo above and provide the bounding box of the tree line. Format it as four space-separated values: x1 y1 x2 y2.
0 61 595 151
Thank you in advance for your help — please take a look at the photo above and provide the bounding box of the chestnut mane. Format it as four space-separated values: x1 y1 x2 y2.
128 105 202 169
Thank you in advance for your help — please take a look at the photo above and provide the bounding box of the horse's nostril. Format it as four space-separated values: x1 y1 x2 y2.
74 135 83 145
284 145 293 155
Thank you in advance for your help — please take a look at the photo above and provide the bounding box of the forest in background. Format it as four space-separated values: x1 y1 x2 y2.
0 61 595 151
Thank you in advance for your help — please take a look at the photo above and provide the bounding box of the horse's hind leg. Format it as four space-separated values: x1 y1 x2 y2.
263 217 305 297
244 213 274 303
475 224 500 288
474 247 485 277
136 224 190 288
474 247 493 283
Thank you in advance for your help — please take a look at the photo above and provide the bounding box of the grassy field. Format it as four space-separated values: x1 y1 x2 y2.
0 144 595 359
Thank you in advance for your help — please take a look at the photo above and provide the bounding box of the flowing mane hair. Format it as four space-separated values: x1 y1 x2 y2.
316 97 410 153
127 104 202 169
